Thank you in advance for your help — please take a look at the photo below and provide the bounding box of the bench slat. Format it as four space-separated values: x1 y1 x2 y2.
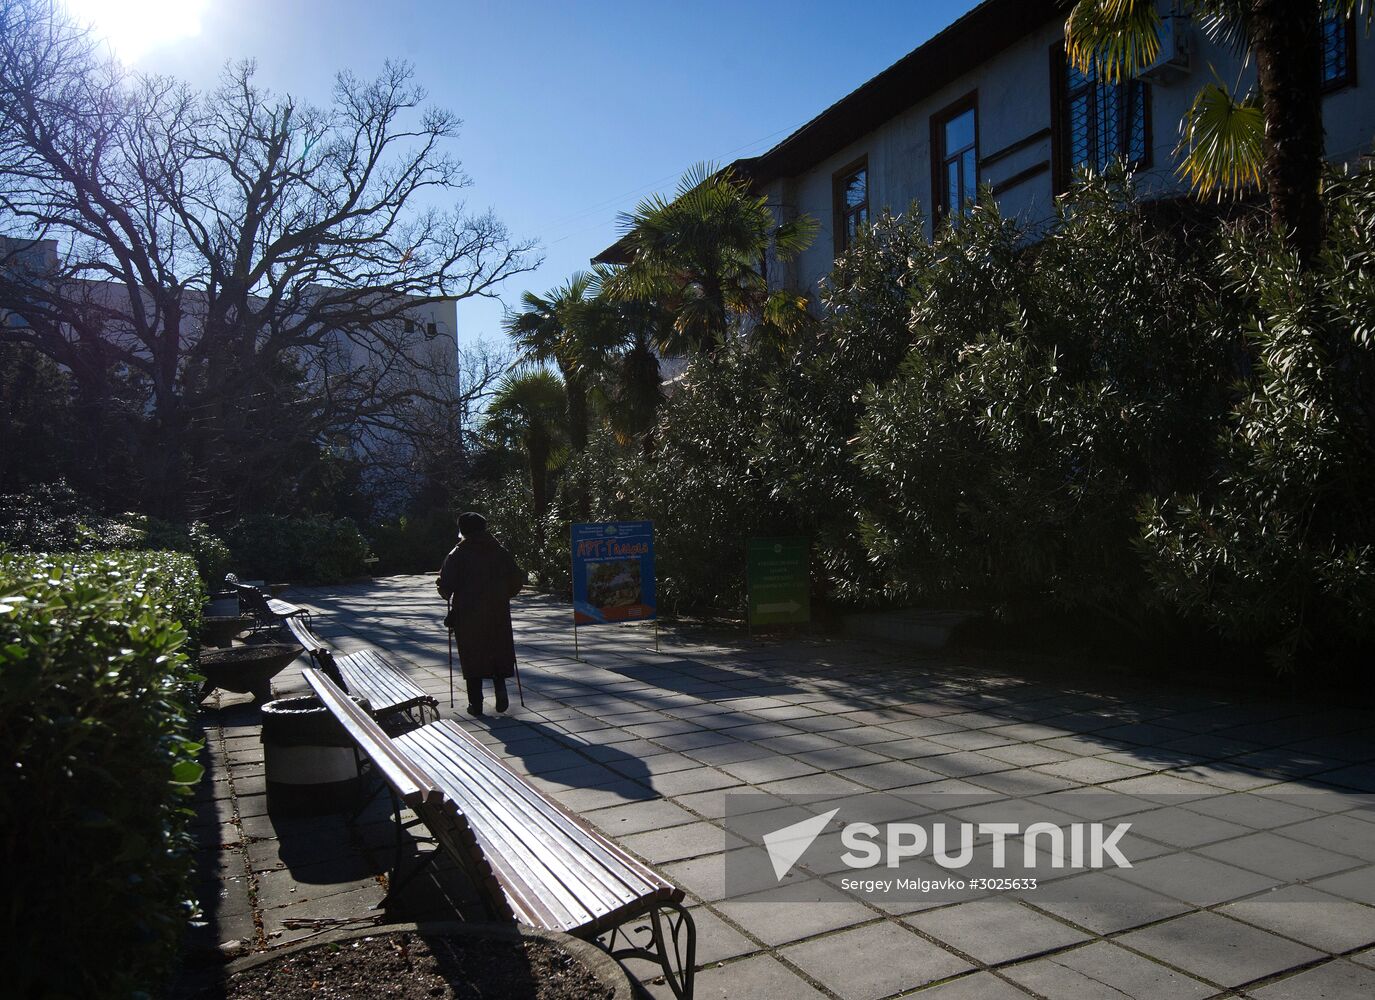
396 721 677 935
403 730 628 924
302 668 440 809
401 735 587 931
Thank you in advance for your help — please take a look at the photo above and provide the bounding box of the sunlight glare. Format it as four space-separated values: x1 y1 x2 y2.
63 0 209 64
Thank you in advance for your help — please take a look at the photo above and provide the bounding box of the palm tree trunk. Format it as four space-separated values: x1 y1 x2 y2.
565 371 589 452
1250 0 1325 265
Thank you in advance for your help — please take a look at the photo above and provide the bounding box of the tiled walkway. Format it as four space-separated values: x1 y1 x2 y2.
187 576 1375 999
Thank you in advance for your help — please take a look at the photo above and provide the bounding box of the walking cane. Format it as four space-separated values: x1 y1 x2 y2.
445 595 454 709
513 656 525 707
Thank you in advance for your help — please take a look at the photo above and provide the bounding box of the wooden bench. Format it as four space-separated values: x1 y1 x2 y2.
286 616 438 730
226 575 310 632
303 667 696 999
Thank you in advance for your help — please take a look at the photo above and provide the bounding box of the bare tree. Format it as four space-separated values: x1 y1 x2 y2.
0 0 536 518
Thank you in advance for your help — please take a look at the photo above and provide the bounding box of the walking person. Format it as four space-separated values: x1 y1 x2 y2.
436 511 526 716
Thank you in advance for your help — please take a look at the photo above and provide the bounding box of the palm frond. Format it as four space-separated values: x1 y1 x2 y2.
1176 80 1264 198
1064 0 1162 82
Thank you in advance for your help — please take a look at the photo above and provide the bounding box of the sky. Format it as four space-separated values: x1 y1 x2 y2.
65 0 982 347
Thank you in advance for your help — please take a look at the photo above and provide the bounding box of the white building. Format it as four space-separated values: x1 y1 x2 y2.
596 0 1373 299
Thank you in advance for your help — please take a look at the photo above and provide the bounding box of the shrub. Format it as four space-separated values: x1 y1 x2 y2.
1138 166 1375 665
369 509 458 576
0 480 145 552
0 483 233 589
227 514 371 584
851 171 1231 622
0 550 205 998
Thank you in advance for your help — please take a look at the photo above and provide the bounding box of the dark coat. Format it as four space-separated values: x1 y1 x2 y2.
436 534 524 680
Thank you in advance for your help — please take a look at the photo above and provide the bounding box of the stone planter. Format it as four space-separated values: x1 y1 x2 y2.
215 921 635 998
200 614 254 648
198 643 298 700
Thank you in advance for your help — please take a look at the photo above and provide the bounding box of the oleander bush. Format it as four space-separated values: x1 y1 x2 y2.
368 509 459 576
1138 165 1375 666
851 171 1233 620
227 513 372 585
0 549 205 998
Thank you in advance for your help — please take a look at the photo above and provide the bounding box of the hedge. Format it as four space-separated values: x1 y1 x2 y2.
227 513 371 585
0 550 205 998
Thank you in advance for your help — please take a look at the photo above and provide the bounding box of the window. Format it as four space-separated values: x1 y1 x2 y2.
1322 13 1356 90
833 159 868 254
932 95 978 224
1060 52 1150 176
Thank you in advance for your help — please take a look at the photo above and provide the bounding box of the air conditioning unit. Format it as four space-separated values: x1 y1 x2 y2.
1141 14 1191 82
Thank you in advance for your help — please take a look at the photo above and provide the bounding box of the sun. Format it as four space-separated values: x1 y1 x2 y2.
63 0 209 64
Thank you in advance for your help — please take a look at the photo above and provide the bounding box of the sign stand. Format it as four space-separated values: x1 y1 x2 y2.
746 537 811 630
570 520 657 661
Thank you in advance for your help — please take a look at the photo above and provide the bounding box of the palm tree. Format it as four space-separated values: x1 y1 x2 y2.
503 273 608 452
1065 0 1370 264
484 370 566 542
602 163 818 355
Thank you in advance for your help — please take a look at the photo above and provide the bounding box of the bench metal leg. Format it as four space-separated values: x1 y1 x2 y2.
604 901 696 999
375 784 437 911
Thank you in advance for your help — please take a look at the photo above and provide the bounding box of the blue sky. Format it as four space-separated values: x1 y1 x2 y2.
89 0 982 346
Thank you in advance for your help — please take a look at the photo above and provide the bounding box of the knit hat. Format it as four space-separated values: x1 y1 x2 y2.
457 511 488 537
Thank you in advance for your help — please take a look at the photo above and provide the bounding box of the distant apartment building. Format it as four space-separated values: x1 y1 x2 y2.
1 235 459 506
596 0 1373 299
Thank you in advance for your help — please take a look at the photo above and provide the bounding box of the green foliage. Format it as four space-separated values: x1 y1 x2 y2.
227 514 371 585
852 172 1232 618
0 480 146 551
603 162 818 354
369 509 458 576
0 549 204 998
1138 165 1375 665
0 482 233 588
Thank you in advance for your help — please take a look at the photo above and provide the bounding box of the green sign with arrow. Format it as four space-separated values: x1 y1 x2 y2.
747 537 810 626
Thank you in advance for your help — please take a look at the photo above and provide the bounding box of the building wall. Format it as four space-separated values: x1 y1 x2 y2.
772 13 1375 301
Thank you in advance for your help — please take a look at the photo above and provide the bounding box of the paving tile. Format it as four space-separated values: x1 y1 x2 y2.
837 760 943 790
1029 871 1191 933
897 971 1032 998
1033 757 1149 785
1278 813 1375 862
619 821 743 865
686 954 829 1000
783 920 973 999
1002 941 1215 999
1116 805 1253 849
716 880 877 947
1197 830 1363 881
905 899 1089 965
1310 864 1375 905
683 906 759 964
1249 959 1375 999
1116 911 1323 988
720 754 819 784
1220 884 1375 953
1112 851 1278 906
584 797 696 836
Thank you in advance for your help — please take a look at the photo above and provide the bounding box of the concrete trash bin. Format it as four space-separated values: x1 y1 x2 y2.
260 693 369 816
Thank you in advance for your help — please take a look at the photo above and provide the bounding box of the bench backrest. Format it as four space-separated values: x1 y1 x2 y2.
286 615 327 654
234 582 273 615
302 667 441 808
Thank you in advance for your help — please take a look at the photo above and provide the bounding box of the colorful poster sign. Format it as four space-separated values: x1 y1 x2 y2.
572 521 656 626
747 537 810 626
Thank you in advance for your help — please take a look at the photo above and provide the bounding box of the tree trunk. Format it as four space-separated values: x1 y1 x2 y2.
527 426 550 586
1251 0 1326 265
565 371 588 452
